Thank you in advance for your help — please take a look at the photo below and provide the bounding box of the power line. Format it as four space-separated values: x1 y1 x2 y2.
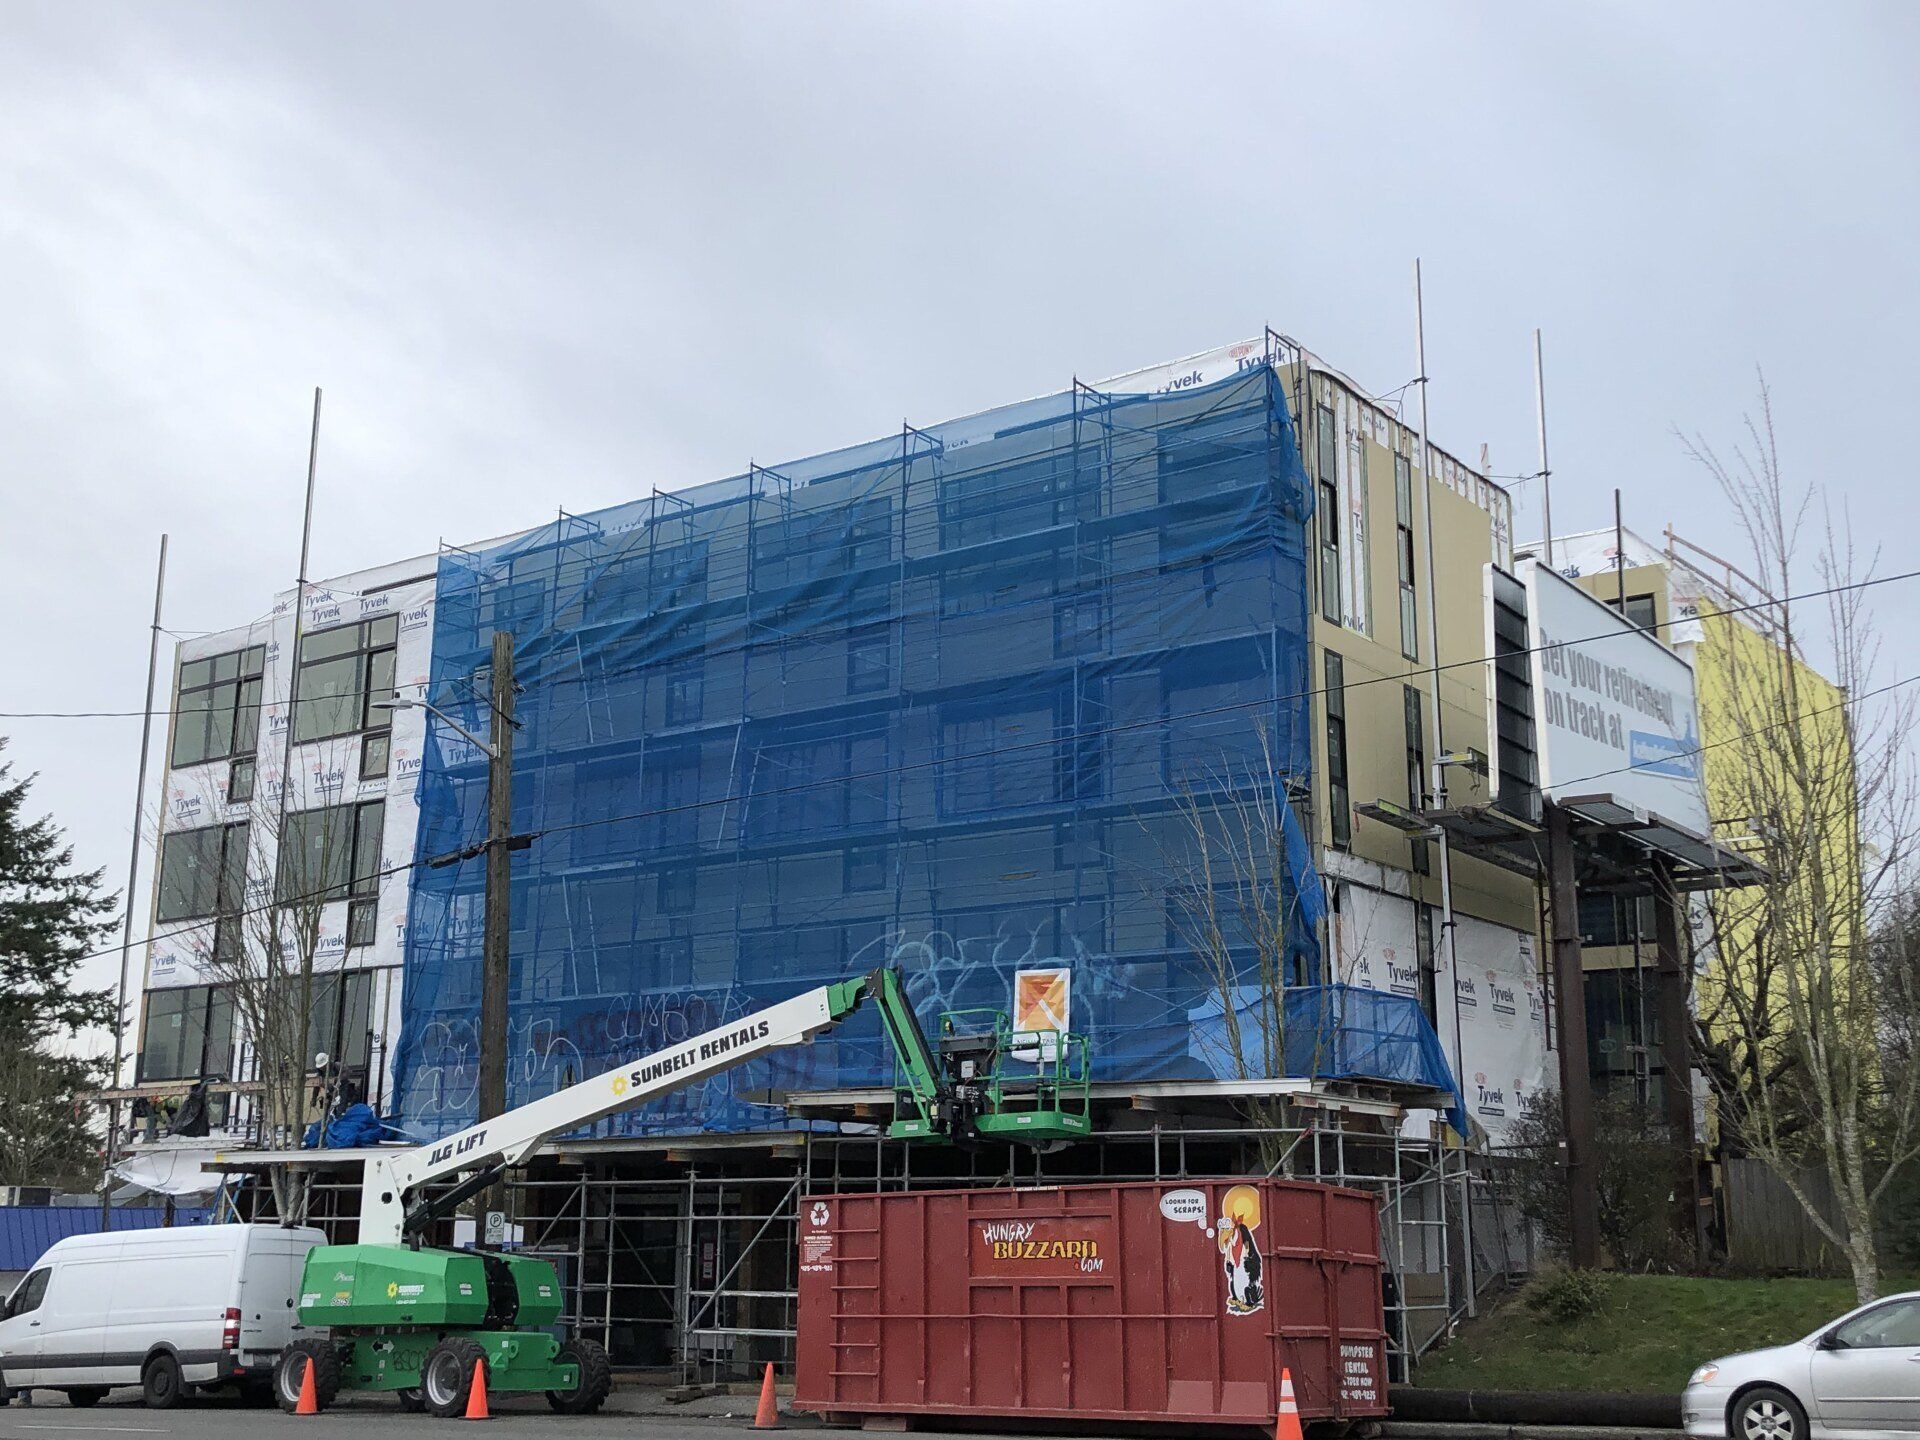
6 558 1917 725
69 600 1908 974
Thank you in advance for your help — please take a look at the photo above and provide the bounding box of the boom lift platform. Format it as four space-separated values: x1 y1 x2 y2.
275 966 1090 1417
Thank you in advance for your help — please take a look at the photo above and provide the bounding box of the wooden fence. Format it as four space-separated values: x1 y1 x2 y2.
1723 1157 1844 1274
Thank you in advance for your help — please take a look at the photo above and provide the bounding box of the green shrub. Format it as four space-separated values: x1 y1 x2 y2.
1528 1269 1612 1323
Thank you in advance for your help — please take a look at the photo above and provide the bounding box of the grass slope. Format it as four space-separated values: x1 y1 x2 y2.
1414 1274 1906 1395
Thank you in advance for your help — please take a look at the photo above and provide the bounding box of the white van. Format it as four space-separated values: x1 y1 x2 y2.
0 1224 325 1408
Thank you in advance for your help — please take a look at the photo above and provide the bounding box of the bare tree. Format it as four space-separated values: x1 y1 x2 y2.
1148 726 1324 1167
1684 376 1920 1301
171 766 384 1224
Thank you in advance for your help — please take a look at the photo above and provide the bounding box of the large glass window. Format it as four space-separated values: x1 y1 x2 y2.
156 822 248 923
1324 651 1351 850
1315 404 1341 623
137 984 235 1082
276 800 385 905
171 646 265 768
1606 592 1658 632
293 617 397 742
1395 454 1419 660
307 969 375 1072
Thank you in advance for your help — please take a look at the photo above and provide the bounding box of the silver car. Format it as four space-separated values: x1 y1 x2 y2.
1686 1291 1920 1439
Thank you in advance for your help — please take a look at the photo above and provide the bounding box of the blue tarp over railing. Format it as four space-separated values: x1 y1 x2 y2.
1284 984 1470 1136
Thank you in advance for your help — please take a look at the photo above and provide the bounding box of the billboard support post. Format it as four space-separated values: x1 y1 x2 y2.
1546 802 1601 1269
1651 856 1703 1262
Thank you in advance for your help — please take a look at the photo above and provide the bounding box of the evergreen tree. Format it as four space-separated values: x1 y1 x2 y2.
0 739 117 1187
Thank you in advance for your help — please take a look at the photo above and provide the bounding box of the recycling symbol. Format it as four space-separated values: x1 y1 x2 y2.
809 1202 830 1228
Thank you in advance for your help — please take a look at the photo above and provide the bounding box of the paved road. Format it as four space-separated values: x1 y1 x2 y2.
0 1394 788 1440
0 1391 1200 1440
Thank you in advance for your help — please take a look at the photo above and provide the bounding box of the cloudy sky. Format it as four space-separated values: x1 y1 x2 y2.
4 2 1918 1016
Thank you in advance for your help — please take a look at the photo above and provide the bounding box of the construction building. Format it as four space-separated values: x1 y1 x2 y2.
111 334 1556 1375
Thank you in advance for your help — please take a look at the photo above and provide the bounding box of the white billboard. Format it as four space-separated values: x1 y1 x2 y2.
1519 557 1708 833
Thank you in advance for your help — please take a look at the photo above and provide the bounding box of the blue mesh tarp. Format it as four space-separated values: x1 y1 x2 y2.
1283 985 1469 1136
393 364 1334 1138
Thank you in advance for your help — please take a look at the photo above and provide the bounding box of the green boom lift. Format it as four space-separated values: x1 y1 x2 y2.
270 967 1089 1417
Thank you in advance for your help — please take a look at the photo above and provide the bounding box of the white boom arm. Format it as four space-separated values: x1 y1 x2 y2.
358 987 842 1245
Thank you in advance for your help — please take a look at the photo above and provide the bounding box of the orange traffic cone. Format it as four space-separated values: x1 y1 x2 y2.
295 1356 319 1416
752 1361 780 1430
1274 1367 1303 1440
465 1357 490 1420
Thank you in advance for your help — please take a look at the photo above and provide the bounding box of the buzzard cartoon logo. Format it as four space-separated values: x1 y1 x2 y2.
1217 1185 1264 1316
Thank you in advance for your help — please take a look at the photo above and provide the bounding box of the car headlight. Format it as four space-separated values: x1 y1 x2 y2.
1688 1363 1721 1386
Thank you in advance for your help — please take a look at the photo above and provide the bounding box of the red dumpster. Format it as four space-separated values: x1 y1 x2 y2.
796 1179 1388 1429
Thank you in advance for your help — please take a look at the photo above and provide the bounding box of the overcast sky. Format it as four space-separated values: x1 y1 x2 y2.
4 2 1918 1017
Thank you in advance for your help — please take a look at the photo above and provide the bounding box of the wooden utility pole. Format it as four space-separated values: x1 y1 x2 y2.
1651 857 1703 1260
478 629 515 1240
1546 803 1602 1268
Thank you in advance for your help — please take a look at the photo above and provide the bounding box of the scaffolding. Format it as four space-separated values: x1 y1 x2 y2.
393 363 1324 1143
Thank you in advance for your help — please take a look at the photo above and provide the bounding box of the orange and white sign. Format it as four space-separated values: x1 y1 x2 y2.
1012 968 1070 1062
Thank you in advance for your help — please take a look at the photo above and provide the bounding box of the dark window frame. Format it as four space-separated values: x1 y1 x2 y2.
1324 650 1351 851
1606 591 1659 632
156 821 249 924
1395 453 1419 660
275 799 386 905
1315 403 1341 623
171 645 265 769
292 616 399 744
136 983 236 1083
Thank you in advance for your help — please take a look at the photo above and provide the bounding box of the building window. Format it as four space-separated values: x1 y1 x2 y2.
1324 650 1351 851
1315 404 1340 623
171 646 265 768
664 663 704 726
345 896 378 949
1395 453 1419 660
156 822 248 923
137 984 235 1082
1578 892 1656 946
658 865 695 915
307 969 374 1072
844 844 889 893
359 731 391 782
293 616 398 743
1607 592 1658 632
277 800 385 905
847 633 890 695
1404 685 1429 875
1053 595 1104 658
227 757 255 804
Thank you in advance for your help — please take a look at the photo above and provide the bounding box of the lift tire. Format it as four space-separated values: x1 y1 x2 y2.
397 1387 426 1413
274 1338 341 1415
546 1339 612 1415
142 1352 184 1410
422 1337 488 1419
66 1388 107 1408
